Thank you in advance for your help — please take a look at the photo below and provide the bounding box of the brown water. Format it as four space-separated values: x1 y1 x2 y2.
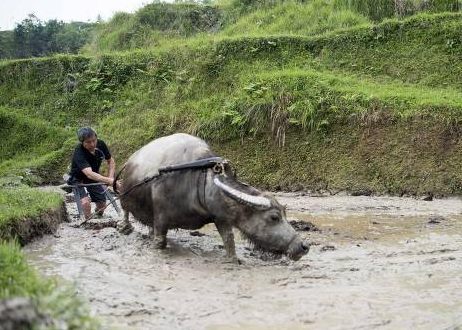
25 192 462 330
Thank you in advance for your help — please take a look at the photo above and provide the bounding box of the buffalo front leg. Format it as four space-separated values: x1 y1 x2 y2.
215 222 240 263
153 215 168 249
117 211 134 235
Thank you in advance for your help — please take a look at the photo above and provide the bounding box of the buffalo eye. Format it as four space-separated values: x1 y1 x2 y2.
269 213 280 222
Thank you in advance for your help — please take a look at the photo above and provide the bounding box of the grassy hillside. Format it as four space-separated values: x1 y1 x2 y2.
0 107 73 184
334 0 460 21
1 11 461 195
221 0 369 36
83 0 461 53
84 2 222 53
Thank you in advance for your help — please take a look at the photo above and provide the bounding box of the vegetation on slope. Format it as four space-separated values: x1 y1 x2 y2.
334 0 460 21
1 11 462 194
0 188 64 243
0 108 73 184
85 0 461 53
85 0 369 52
0 186 97 329
221 0 369 36
0 170 97 329
85 2 222 53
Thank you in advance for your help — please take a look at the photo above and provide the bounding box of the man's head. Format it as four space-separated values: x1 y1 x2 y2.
78 126 97 152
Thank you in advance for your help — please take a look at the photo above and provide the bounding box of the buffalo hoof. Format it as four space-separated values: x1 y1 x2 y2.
154 239 167 249
117 222 134 235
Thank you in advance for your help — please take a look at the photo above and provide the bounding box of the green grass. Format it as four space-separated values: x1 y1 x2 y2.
84 2 222 53
94 63 462 159
0 188 62 226
221 0 369 36
84 0 370 53
83 0 461 53
195 12 462 91
0 175 98 329
312 12 462 90
333 0 461 21
259 68 462 112
0 107 74 185
0 108 69 162
0 189 98 328
3 12 460 120
0 187 63 243
0 241 99 329
0 240 52 298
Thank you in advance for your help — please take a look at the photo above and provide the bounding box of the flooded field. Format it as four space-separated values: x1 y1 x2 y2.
25 192 462 330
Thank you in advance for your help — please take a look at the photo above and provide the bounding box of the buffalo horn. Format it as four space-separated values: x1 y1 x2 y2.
213 177 271 209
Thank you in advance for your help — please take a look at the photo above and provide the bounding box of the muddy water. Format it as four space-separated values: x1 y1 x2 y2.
25 193 462 330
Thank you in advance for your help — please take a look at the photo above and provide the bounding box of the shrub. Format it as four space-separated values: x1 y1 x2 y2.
333 0 460 21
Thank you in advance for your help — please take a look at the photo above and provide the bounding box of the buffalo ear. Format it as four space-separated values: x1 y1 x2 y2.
213 176 271 209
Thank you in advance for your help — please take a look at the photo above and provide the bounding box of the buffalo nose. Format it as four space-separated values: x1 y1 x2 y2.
301 242 310 252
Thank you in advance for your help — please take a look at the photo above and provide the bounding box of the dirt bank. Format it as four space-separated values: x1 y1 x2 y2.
0 200 66 245
24 193 462 330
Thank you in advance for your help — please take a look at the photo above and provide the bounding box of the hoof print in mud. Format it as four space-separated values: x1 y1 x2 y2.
289 220 319 232
222 257 244 265
117 222 134 235
86 220 118 230
189 231 206 237
428 215 446 224
320 245 336 252
351 189 372 196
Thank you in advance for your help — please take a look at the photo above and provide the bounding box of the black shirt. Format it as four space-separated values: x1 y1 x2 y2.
69 139 111 183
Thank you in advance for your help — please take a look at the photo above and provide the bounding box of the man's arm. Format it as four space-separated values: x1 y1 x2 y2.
82 167 114 185
107 157 115 179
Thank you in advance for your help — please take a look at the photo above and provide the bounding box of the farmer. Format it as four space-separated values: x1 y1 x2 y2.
68 126 121 220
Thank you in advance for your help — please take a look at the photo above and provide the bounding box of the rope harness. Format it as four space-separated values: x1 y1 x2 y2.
114 157 227 197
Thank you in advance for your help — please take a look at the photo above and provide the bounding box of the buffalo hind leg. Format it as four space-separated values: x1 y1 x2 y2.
215 222 241 264
117 211 134 235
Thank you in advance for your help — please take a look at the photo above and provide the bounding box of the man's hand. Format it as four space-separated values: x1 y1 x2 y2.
108 178 123 192
82 167 121 191
115 179 123 192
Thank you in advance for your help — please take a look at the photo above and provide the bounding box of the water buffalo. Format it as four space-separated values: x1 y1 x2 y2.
117 133 309 262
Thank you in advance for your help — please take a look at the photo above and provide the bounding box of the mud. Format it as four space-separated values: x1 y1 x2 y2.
24 192 462 330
